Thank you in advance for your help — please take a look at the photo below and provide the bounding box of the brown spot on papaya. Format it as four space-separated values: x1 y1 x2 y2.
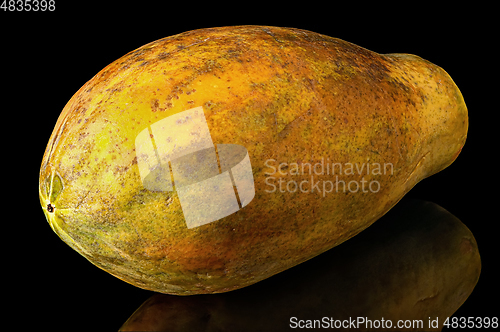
151 99 160 112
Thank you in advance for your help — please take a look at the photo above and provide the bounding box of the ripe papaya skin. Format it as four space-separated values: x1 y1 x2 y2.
39 26 468 295
119 199 480 332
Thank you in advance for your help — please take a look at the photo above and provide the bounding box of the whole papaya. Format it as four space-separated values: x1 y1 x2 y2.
39 26 468 295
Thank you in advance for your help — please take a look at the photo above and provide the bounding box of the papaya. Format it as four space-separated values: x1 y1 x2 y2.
119 199 480 332
38 26 468 295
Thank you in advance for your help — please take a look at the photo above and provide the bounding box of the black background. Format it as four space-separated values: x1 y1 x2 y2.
3 2 496 331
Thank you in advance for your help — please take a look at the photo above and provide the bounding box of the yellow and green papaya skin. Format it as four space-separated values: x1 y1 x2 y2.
39 26 467 295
